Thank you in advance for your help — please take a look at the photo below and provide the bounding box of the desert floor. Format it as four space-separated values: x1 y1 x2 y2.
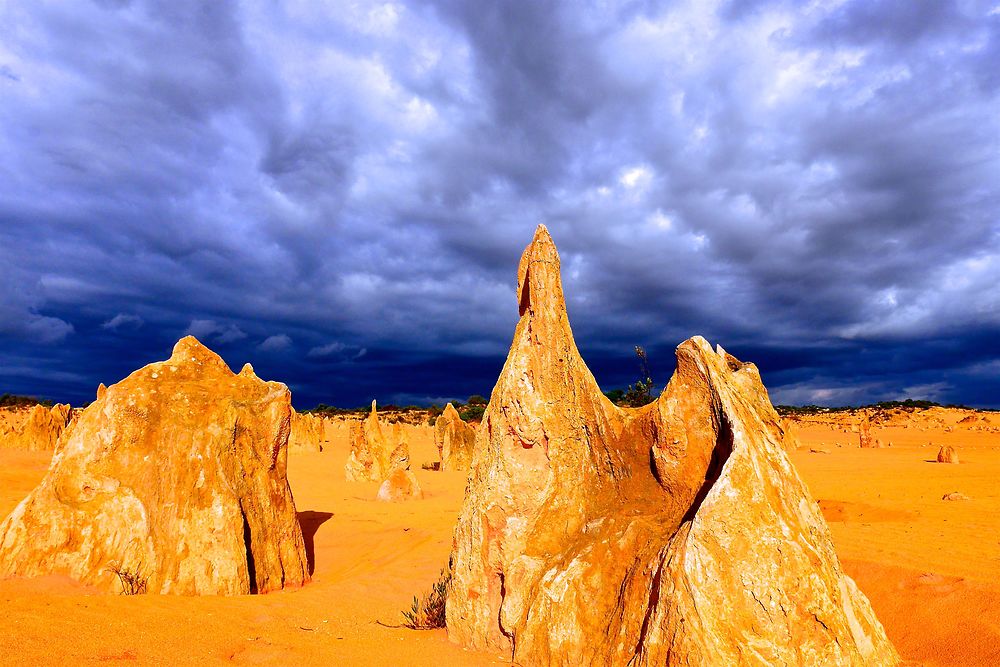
1 420 998 665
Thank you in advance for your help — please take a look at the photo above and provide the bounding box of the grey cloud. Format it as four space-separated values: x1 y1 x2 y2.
0 0 997 409
257 334 292 352
102 313 144 331
185 319 247 345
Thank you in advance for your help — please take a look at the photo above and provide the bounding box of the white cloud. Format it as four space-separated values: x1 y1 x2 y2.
257 334 292 352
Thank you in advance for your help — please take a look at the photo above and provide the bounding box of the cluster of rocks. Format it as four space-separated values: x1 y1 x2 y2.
445 226 898 665
289 411 325 453
345 401 421 501
0 403 73 451
858 410 884 448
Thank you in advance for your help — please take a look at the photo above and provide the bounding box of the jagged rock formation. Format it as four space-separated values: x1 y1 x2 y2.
937 445 959 464
434 403 476 470
0 403 72 451
859 411 882 448
0 337 309 595
289 411 324 453
446 226 898 666
344 400 409 482
376 469 423 502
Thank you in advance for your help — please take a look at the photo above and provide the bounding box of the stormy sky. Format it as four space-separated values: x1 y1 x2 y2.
1 0 998 409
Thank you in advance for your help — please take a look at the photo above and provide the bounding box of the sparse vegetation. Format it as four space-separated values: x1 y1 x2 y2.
604 346 657 408
401 566 450 629
457 404 485 422
106 561 148 595
426 404 444 425
775 398 979 417
0 393 54 409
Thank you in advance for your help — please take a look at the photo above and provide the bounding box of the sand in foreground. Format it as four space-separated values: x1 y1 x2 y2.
0 421 997 665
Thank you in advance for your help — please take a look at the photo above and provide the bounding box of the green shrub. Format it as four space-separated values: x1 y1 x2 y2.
402 567 450 629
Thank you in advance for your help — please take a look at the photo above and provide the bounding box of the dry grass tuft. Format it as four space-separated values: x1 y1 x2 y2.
106 561 148 595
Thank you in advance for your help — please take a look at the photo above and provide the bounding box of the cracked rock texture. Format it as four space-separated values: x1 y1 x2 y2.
446 225 898 666
345 401 409 482
0 336 309 595
434 403 476 471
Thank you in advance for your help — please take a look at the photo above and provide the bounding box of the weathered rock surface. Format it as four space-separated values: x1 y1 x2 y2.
434 403 476 470
936 445 960 464
0 337 309 595
942 491 970 501
859 410 882 448
0 403 72 451
289 411 324 453
376 468 423 502
344 401 409 482
446 226 898 666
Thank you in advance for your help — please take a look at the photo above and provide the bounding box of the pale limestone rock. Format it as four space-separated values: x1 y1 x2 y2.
289 411 324 453
376 468 423 502
0 337 308 595
859 410 882 449
446 226 898 666
434 403 476 470
0 403 72 451
344 400 409 482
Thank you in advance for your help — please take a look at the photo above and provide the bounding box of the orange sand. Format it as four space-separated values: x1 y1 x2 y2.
0 412 998 665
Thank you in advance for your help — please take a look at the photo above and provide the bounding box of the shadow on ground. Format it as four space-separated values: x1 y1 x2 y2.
297 510 334 575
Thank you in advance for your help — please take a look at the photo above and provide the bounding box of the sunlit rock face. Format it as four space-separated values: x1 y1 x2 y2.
1 403 72 451
344 400 409 482
434 403 476 471
0 337 309 595
446 226 899 666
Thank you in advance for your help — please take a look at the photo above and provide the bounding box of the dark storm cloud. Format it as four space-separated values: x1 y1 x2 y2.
1 0 998 409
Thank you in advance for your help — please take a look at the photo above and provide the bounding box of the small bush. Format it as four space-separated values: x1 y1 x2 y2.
402 567 450 629
107 561 148 595
458 404 485 422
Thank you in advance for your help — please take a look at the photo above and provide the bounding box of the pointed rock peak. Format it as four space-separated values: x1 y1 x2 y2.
169 336 228 371
517 224 564 317
239 363 256 378
370 399 377 415
96 383 107 400
443 402 461 420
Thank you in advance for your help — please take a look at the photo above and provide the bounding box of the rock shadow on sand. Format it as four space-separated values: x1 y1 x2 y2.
297 511 333 575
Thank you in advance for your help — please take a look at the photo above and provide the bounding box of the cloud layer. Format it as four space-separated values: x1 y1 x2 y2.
1 0 998 408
